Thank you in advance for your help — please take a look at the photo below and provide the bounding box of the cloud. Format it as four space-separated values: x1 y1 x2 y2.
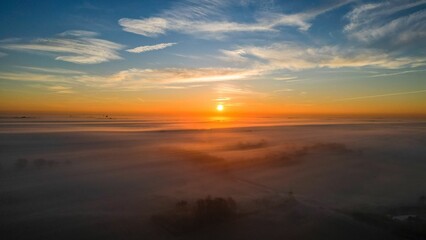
274 88 294 93
119 0 352 38
47 85 74 94
172 53 203 60
126 42 177 53
58 30 99 37
0 38 21 43
214 83 265 103
0 66 85 83
257 0 354 31
120 17 169 37
119 17 273 39
78 68 261 90
221 43 426 70
214 97 231 102
368 69 426 78
273 76 298 81
1 30 124 64
215 84 256 95
219 49 250 63
17 66 86 75
0 72 69 82
335 89 426 102
344 1 426 46
0 67 260 91
0 52 6 57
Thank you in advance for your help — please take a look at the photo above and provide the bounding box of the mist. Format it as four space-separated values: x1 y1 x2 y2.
1 116 425 239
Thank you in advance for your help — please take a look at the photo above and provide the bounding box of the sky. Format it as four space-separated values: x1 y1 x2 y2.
0 0 425 116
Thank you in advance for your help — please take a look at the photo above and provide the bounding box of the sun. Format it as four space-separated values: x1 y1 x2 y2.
216 104 224 112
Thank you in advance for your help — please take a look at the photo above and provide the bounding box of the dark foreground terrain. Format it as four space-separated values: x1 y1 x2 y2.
1 117 425 239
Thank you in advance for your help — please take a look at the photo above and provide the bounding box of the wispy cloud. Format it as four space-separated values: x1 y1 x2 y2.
274 88 294 93
119 17 273 39
221 43 426 70
0 52 6 57
344 0 426 46
273 76 298 81
58 30 99 37
119 0 352 38
172 53 203 60
215 83 264 97
17 66 86 75
0 72 69 82
1 30 124 64
0 66 85 83
336 89 426 102
0 67 261 91
126 42 177 53
213 83 265 107
77 67 261 90
368 69 426 78
0 38 21 43
213 97 231 102
120 17 169 37
47 85 74 94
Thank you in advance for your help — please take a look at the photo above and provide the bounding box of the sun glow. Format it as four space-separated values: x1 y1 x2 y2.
216 104 224 112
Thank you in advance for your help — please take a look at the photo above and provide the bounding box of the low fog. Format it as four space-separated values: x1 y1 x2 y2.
1 117 425 239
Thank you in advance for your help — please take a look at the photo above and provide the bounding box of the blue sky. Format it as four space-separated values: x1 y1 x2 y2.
0 0 425 114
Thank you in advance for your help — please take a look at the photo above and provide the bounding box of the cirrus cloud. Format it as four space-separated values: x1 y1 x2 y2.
76 67 262 90
221 43 426 70
119 0 352 38
0 30 124 64
126 42 177 53
344 0 426 46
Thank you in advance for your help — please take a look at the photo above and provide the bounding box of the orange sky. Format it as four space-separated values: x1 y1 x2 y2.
1 1 425 117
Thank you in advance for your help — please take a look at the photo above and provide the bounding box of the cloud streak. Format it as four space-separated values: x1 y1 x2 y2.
344 0 426 46
221 43 426 70
17 66 86 75
47 85 74 94
126 42 177 53
78 68 261 90
1 31 124 64
214 83 265 101
0 72 70 82
119 0 352 38
0 67 261 90
368 69 426 78
336 89 426 102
